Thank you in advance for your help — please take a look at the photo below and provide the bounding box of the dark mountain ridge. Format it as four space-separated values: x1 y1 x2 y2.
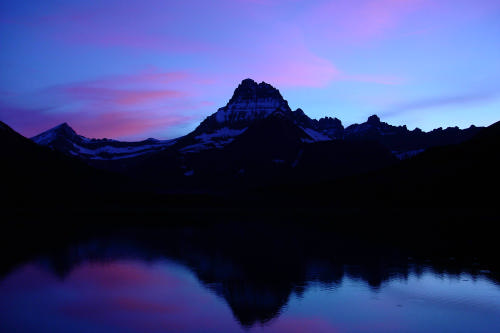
1 121 146 217
2 112 500 271
260 119 500 245
23 79 485 191
114 110 397 190
31 79 482 161
32 122 176 160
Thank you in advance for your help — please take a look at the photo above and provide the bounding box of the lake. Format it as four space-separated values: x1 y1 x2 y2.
1 225 499 332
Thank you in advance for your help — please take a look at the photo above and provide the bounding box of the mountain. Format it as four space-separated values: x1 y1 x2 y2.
118 109 396 190
170 79 334 153
267 118 500 244
194 79 292 133
31 79 483 162
32 123 177 160
344 114 482 158
25 78 488 191
1 121 142 216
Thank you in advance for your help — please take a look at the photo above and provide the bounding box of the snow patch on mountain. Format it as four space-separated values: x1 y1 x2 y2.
181 127 247 153
393 149 425 160
73 140 176 160
302 128 332 142
32 130 59 145
31 122 177 160
215 98 287 124
29 81 482 162
195 127 247 141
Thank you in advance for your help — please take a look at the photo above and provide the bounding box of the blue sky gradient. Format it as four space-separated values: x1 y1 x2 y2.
1 0 499 140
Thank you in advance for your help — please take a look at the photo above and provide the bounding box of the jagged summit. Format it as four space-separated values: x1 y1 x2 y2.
228 79 285 105
367 115 381 125
53 122 78 136
54 122 71 129
30 121 176 160
49 122 74 132
192 79 293 134
32 122 79 145
27 78 484 161
214 79 292 125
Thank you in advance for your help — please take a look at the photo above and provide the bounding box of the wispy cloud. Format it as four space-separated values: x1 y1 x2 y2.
53 85 187 106
382 90 500 117
0 69 210 139
250 31 341 88
226 25 402 88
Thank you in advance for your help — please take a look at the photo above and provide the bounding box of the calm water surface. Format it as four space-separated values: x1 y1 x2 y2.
1 227 499 333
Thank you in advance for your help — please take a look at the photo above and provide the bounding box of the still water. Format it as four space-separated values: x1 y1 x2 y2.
1 226 499 333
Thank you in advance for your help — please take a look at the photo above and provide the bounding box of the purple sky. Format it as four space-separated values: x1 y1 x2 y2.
1 0 500 140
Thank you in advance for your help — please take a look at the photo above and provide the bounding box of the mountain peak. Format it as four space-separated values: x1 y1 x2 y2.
240 78 258 86
228 79 284 105
32 122 78 145
294 108 306 116
52 122 78 137
367 115 381 125
56 122 70 128
195 79 292 129
53 122 75 132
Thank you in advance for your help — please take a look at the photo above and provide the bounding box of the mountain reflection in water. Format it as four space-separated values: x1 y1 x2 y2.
1 225 499 333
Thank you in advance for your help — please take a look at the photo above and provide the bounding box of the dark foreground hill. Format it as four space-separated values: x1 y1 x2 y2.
122 111 397 190
31 79 482 181
258 119 500 252
1 118 500 267
2 118 499 226
0 121 150 217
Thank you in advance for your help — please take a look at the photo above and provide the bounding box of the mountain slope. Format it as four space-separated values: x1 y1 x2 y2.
267 119 500 239
121 110 397 190
345 115 482 157
193 79 293 133
32 123 177 160
1 121 142 216
31 79 483 162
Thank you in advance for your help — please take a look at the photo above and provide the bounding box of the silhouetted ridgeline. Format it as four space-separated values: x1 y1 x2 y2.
2 119 500 256
28 79 482 190
1 121 151 217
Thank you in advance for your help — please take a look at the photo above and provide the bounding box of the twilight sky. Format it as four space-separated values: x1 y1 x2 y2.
1 0 500 140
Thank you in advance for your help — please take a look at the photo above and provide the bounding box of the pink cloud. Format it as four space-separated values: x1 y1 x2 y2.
79 70 216 90
77 110 196 139
257 51 340 88
0 69 212 139
0 100 197 140
234 25 402 88
234 26 340 88
58 86 187 106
